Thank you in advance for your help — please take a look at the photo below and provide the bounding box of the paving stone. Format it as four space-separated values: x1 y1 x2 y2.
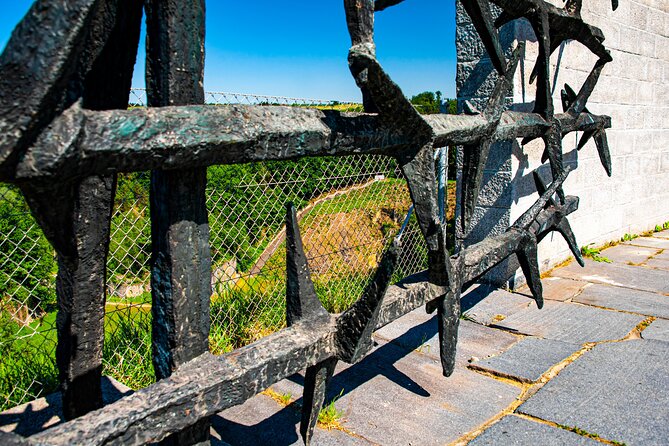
491 301 644 344
516 277 589 302
652 230 669 240
374 308 519 365
624 236 669 250
518 340 669 446
273 342 520 446
212 393 370 446
642 319 669 343
469 337 580 383
0 376 131 437
574 283 669 318
553 259 669 295
469 415 601 446
599 244 661 265
461 286 534 326
644 257 669 271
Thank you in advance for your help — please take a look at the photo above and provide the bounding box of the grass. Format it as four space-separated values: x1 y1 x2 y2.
580 243 612 263
102 309 155 390
318 389 345 429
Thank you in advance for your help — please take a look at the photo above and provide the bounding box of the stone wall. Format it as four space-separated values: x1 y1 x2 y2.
456 0 669 286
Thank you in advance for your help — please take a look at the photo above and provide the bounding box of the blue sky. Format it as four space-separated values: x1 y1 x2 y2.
0 1 456 102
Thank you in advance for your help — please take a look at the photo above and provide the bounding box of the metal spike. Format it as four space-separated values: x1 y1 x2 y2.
532 170 556 207
285 203 329 326
459 138 492 234
593 130 612 177
576 130 596 151
374 0 405 12
485 43 524 121
517 233 543 309
561 84 578 112
564 0 583 16
460 0 507 74
531 11 554 118
425 225 455 315
463 100 480 115
555 218 585 267
335 241 399 363
540 148 550 164
513 166 571 230
522 135 538 146
563 83 611 176
300 357 338 446
567 58 607 115
438 289 461 376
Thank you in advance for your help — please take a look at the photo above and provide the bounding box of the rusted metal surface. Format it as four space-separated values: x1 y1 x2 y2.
0 0 616 444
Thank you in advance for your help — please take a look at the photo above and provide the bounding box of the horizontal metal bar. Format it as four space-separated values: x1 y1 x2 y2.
32 322 337 445
13 102 609 181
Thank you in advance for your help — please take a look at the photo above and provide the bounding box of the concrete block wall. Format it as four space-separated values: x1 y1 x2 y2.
456 0 669 287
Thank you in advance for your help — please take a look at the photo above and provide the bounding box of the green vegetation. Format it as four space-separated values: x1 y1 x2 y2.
621 233 638 241
410 91 457 115
556 423 626 445
0 185 57 317
318 389 345 429
277 392 292 406
0 312 58 408
108 173 151 283
102 308 154 390
580 243 612 263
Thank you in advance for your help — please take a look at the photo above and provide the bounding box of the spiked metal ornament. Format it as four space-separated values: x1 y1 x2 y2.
0 0 616 444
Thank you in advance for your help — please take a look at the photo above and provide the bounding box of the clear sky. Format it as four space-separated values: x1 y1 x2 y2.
0 1 456 102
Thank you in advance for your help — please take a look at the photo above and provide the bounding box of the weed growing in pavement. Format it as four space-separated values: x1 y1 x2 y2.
621 233 638 241
580 244 612 263
318 389 345 429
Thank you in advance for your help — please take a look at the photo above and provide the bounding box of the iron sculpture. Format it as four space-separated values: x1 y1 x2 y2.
0 0 614 444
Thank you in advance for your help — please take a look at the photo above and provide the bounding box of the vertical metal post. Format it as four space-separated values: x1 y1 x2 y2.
23 185 116 421
146 0 211 444
437 147 448 224
19 0 144 420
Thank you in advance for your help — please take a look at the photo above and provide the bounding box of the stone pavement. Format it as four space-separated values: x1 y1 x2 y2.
211 229 669 446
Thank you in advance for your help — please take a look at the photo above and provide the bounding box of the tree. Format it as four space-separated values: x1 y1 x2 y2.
410 91 441 114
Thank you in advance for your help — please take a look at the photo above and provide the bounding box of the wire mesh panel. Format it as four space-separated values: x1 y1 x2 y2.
0 184 58 409
206 155 427 354
0 91 445 410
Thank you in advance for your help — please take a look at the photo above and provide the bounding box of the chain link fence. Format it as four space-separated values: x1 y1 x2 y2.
0 90 447 410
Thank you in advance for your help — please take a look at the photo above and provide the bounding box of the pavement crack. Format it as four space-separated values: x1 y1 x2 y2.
569 300 657 320
466 366 528 387
514 413 627 445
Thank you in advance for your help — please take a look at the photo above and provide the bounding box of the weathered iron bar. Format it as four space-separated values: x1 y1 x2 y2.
16 0 144 421
13 104 609 181
144 0 211 444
